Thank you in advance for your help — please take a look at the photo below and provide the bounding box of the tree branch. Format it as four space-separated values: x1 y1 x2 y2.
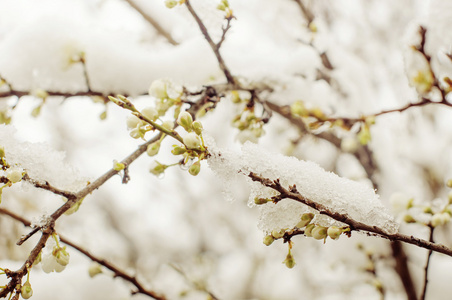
420 227 434 300
184 0 236 85
123 0 178 46
247 172 452 257
0 207 166 300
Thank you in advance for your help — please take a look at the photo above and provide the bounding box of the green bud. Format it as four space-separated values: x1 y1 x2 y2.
88 263 103 278
6 167 23 183
65 197 84 215
230 90 241 103
447 179 452 188
183 132 201 149
165 0 178 9
327 226 342 240
358 124 371 145
271 229 285 239
296 213 314 228
283 252 296 269
263 235 274 246
149 161 167 176
99 110 107 120
21 281 33 299
149 79 168 98
423 206 433 214
177 111 193 132
254 197 270 205
290 100 308 116
311 226 328 240
304 223 315 237
31 105 41 118
141 107 159 121
147 141 161 157
34 88 48 100
162 120 175 131
188 161 201 176
113 160 125 171
171 145 186 155
0 146 5 158
403 214 416 223
192 121 203 135
55 246 70 266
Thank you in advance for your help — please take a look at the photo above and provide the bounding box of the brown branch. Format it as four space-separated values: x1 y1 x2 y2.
123 0 178 46
21 174 77 200
391 242 417 300
184 0 236 85
247 172 452 257
0 134 161 298
420 227 434 300
293 0 314 27
0 207 166 300
216 16 233 50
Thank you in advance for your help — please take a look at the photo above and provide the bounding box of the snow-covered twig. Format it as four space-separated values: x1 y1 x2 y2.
248 172 452 257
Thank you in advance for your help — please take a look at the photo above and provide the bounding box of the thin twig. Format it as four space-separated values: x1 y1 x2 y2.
293 0 314 27
0 134 161 298
420 226 434 300
0 207 166 300
123 0 178 46
184 0 236 85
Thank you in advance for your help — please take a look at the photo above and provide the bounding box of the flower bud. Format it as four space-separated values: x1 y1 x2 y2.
447 179 452 188
431 212 451 227
113 160 125 171
88 263 103 278
358 124 371 145
149 161 167 176
149 79 168 98
192 121 203 135
0 146 4 158
290 100 308 116
55 247 70 266
21 281 33 299
141 107 159 121
403 214 416 223
126 115 142 130
271 229 285 239
283 252 296 269
6 167 23 183
162 120 175 131
147 141 161 157
254 197 270 205
341 137 358 153
171 145 186 155
327 226 342 240
129 127 146 139
230 91 241 103
31 105 41 117
99 111 107 120
34 88 48 100
304 224 315 237
296 213 314 228
263 235 274 246
183 132 201 149
188 161 201 176
164 0 178 9
311 226 328 240
177 111 193 132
